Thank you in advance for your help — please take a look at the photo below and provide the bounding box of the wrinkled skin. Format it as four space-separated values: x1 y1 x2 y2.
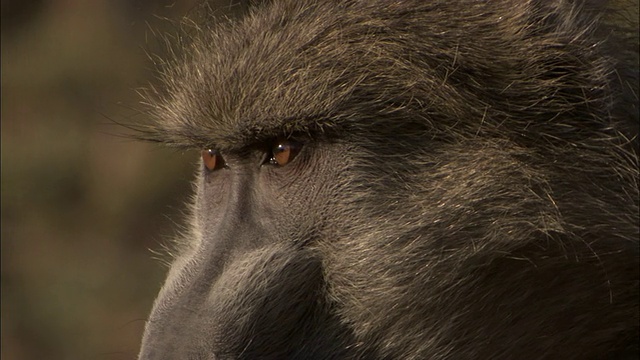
137 0 639 359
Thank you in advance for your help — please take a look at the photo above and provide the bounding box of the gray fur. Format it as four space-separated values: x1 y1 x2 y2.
137 0 639 359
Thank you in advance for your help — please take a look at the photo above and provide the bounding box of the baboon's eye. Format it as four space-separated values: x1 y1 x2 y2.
269 140 302 166
202 149 225 171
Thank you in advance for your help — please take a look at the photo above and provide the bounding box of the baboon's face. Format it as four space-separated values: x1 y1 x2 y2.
137 1 639 359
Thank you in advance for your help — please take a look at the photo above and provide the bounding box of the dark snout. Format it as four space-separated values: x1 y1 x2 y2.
138 241 348 359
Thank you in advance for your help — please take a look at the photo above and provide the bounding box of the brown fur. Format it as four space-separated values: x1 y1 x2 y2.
137 1 639 359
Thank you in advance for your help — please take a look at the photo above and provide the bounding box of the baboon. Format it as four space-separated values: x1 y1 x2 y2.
137 0 639 359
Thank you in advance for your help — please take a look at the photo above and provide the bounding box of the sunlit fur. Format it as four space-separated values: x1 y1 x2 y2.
138 0 639 359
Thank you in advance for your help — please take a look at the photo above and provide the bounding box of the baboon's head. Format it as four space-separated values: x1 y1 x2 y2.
137 1 639 359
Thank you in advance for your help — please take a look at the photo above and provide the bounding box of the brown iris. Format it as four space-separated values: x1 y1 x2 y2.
202 149 224 171
270 140 302 166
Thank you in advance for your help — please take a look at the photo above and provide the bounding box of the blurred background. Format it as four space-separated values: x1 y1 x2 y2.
1 1 239 359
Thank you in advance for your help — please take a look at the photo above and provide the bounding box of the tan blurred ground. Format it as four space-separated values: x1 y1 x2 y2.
1 1 233 359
